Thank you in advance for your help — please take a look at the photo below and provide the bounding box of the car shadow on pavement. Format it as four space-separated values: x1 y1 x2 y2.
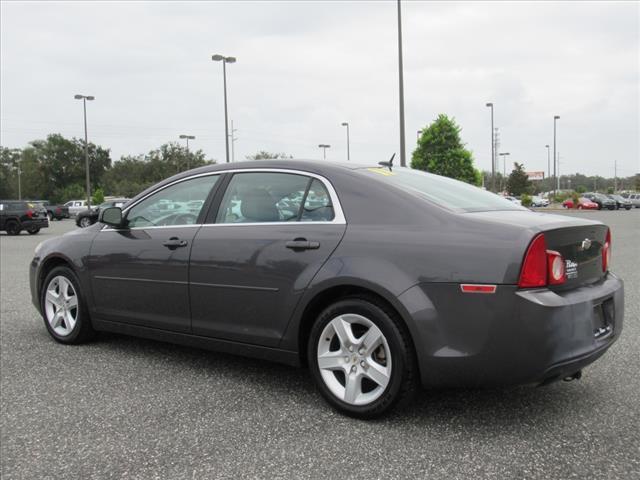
85 330 589 428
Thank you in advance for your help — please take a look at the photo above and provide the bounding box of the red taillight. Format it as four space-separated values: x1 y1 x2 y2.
518 233 567 288
26 209 33 218
519 234 548 287
547 250 566 285
602 228 611 272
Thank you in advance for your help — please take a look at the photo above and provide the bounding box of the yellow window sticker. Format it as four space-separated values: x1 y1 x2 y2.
367 167 396 176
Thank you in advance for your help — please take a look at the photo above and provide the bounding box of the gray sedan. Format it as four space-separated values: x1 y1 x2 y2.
29 160 624 418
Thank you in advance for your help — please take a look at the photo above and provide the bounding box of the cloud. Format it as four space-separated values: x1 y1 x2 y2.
1 1 638 177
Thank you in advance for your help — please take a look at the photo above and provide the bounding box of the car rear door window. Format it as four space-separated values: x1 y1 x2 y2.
126 175 219 228
216 172 311 224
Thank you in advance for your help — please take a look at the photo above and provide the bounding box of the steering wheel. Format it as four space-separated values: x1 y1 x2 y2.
173 213 197 225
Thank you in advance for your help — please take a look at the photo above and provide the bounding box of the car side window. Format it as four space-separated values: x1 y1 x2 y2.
216 172 318 224
301 179 335 222
126 175 219 228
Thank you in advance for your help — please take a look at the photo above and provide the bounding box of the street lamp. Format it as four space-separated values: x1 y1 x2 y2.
499 152 510 191
486 102 495 191
341 122 350 161
318 144 331 160
179 134 196 170
212 54 236 163
397 0 406 167
417 129 423 141
74 94 95 208
545 144 550 182
553 115 560 197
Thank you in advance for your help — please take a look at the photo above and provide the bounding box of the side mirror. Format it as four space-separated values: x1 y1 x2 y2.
100 207 124 227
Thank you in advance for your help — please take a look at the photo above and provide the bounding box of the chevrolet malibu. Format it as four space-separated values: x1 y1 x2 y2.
30 161 624 418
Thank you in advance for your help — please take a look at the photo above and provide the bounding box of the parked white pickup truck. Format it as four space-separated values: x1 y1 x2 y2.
64 200 89 216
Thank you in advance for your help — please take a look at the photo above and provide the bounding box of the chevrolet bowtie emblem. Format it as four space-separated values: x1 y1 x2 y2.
581 238 592 250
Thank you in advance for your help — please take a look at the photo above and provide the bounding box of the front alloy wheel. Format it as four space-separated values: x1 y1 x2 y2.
41 266 94 344
44 275 79 336
79 216 92 228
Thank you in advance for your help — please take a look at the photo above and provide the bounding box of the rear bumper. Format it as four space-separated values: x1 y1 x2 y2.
23 218 49 229
399 273 624 388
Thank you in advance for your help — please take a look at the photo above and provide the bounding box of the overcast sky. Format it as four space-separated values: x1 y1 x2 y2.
1 1 638 178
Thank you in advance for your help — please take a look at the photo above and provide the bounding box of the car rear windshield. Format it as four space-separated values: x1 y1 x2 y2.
359 167 527 213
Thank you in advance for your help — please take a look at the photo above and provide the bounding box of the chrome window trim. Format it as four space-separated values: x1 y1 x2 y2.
100 168 346 232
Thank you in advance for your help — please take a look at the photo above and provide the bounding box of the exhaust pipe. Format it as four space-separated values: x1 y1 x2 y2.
563 370 582 382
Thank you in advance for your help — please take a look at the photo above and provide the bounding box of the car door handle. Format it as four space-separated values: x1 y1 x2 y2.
285 239 320 250
163 237 188 250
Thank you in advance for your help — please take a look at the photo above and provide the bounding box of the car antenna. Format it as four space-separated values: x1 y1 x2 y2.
378 153 395 172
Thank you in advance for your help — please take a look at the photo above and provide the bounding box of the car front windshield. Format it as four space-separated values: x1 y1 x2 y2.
359 167 527 213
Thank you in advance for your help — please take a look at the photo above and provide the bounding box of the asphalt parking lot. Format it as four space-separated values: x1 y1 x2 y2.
1 210 639 479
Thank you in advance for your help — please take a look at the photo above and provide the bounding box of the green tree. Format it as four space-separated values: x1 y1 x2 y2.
102 143 214 198
412 114 480 185
246 151 293 160
92 187 105 205
14 134 112 202
0 147 21 198
506 162 532 196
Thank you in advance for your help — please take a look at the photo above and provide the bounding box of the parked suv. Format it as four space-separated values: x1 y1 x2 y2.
583 193 616 210
622 193 640 208
76 198 130 228
0 200 49 235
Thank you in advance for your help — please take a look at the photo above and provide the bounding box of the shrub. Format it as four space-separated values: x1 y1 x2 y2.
521 193 532 207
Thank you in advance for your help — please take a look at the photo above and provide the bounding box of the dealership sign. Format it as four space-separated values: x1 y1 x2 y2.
526 171 545 181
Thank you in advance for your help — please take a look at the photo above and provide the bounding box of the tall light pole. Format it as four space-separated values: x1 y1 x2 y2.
74 94 95 208
397 0 407 167
179 134 196 170
212 54 236 163
499 152 510 191
553 115 560 197
545 144 550 183
417 129 423 141
341 122 350 161
486 102 495 191
318 144 331 160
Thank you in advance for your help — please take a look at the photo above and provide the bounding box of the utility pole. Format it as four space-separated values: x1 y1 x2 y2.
229 120 238 162
614 160 617 192
486 103 495 191
17 159 21 200
179 134 196 170
396 0 406 167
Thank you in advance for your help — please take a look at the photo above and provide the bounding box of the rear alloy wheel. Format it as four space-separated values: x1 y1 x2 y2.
79 216 92 228
308 296 416 418
27 227 40 235
5 221 21 235
41 267 94 344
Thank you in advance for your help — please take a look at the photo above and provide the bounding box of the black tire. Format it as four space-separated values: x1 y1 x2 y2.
27 227 40 235
5 220 21 235
79 216 92 228
307 295 417 419
625 206 631 210
40 266 95 344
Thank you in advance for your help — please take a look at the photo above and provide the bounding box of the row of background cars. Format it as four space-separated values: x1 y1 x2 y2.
563 192 635 210
0 198 130 235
